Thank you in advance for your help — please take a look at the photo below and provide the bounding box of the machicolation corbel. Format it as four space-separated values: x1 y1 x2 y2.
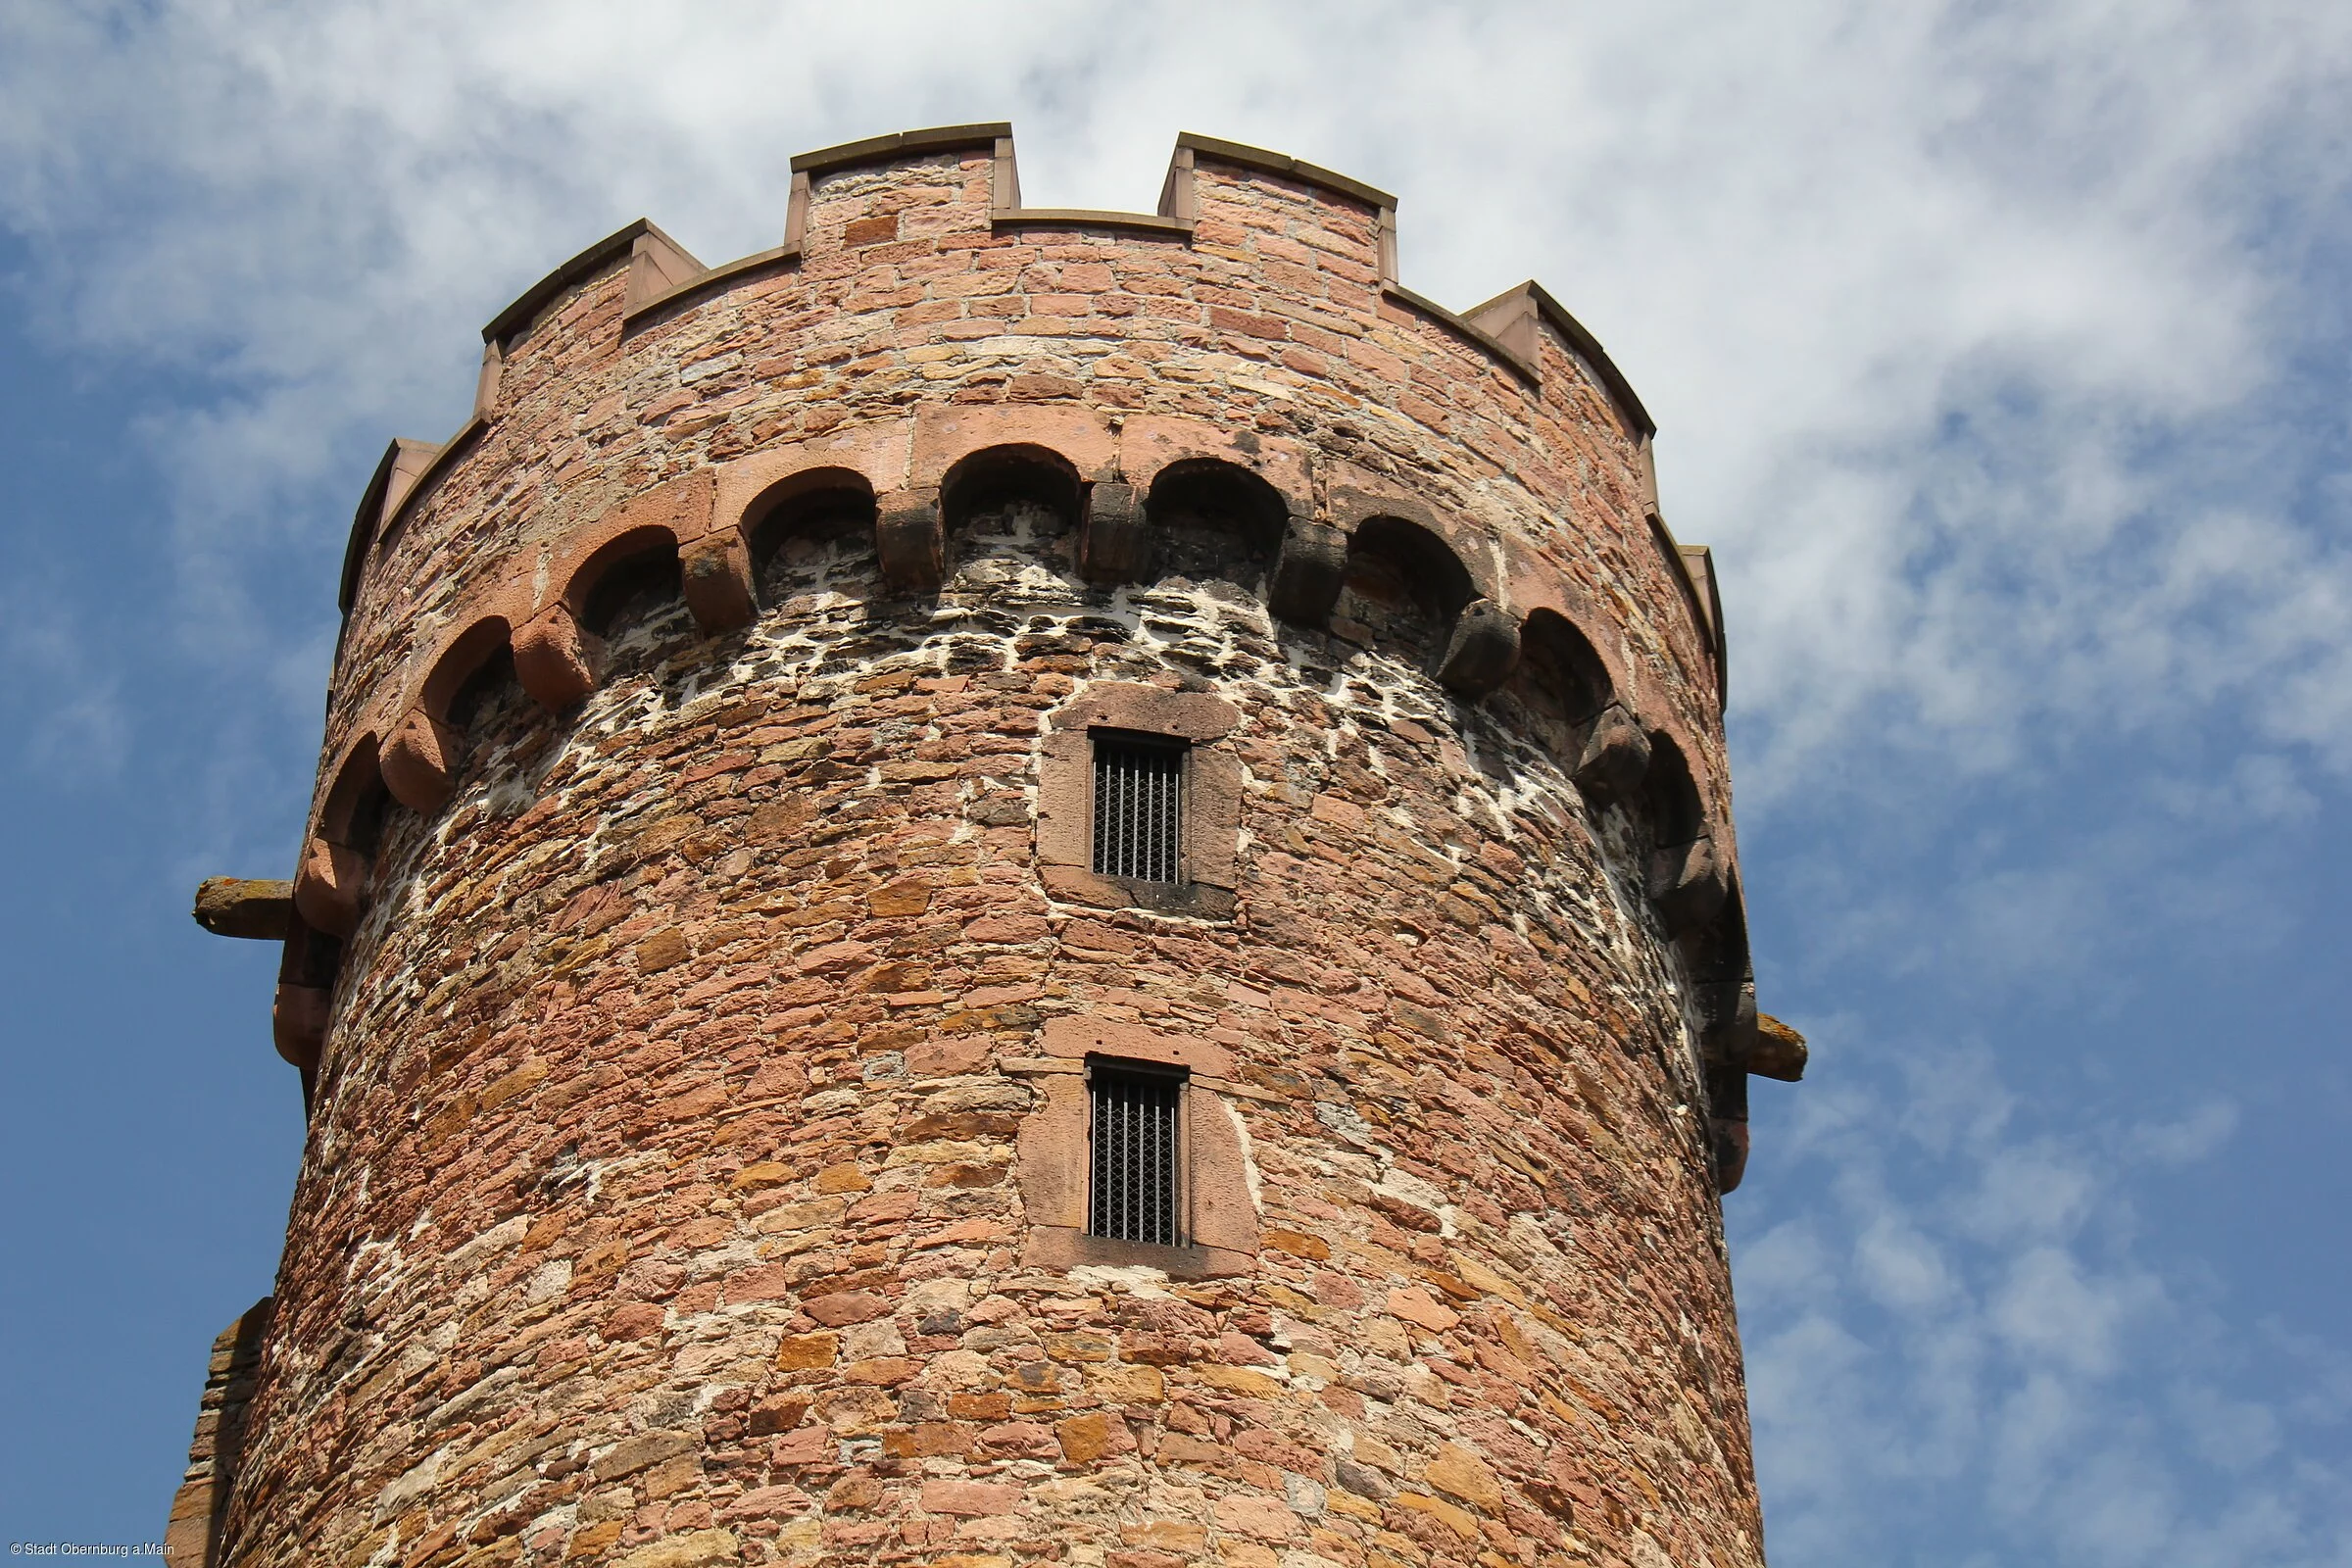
1438 598 1523 697
513 605 597 710
876 489 946 593
1077 480 1147 584
1573 703 1652 800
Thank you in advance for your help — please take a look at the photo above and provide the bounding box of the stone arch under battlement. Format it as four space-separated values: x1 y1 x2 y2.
315 410 1722 824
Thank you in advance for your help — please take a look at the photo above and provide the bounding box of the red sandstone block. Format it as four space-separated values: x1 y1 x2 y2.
1207 305 1294 340
801 1290 890 1326
920 1480 1021 1517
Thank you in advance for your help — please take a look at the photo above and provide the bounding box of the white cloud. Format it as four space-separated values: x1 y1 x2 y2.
3 1 2349 1556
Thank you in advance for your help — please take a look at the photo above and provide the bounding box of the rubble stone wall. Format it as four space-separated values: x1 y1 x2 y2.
217 127 1765 1568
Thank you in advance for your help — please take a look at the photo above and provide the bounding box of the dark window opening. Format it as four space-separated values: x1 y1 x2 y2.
1089 1062 1184 1246
342 778 392 858
942 446 1082 537
1092 733 1184 883
581 548 685 641
752 482 878 601
447 644 522 737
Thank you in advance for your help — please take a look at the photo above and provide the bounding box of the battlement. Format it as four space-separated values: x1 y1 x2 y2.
338 125 1700 649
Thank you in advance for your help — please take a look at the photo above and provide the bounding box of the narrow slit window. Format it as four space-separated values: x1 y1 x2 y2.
1088 1063 1184 1246
1092 733 1184 883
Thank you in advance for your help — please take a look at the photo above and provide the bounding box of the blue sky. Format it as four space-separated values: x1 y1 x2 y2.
2 2 2347 1560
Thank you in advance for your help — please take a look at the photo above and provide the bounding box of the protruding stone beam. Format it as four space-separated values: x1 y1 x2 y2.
380 707 461 813
1571 702 1650 800
191 878 293 940
876 487 945 593
1438 598 1521 697
1749 1014 1809 1082
680 531 757 634
1647 835 1729 937
1267 520 1347 625
514 605 598 710
1078 478 1147 584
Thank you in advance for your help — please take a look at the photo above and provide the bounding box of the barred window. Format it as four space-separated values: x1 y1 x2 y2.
1088 1062 1184 1246
1092 733 1184 883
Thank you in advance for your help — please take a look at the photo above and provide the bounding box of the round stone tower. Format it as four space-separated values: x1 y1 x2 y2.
188 124 1795 1568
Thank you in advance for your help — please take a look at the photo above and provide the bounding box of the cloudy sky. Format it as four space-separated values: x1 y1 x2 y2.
2 2 2347 1559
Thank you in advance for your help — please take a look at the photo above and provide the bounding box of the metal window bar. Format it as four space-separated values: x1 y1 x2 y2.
1088 1064 1183 1246
1092 734 1184 883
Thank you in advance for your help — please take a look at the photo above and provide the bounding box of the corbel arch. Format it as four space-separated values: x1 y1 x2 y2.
511 515 691 711
941 443 1085 536
1640 728 1727 936
1141 458 1289 589
517 521 693 704
1508 607 1617 760
380 612 515 813
936 442 1092 590
1332 513 1519 697
1507 591 1652 803
563 523 686 633
742 466 880 602
294 735 391 940
1341 514 1475 634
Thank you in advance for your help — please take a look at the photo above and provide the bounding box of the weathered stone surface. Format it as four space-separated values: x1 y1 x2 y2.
191 878 292 940
203 127 1769 1568
612 1531 739 1568
1751 1013 1810 1081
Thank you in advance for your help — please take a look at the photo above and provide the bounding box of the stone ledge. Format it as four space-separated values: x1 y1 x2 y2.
990 208 1194 237
1023 1227 1253 1279
192 878 292 940
789 122 1012 176
620 244 801 331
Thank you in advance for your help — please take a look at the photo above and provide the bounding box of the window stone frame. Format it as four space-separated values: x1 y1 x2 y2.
1012 1016 1260 1279
1035 682 1242 916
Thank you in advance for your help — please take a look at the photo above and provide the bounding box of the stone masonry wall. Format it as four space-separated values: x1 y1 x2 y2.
214 129 1765 1568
